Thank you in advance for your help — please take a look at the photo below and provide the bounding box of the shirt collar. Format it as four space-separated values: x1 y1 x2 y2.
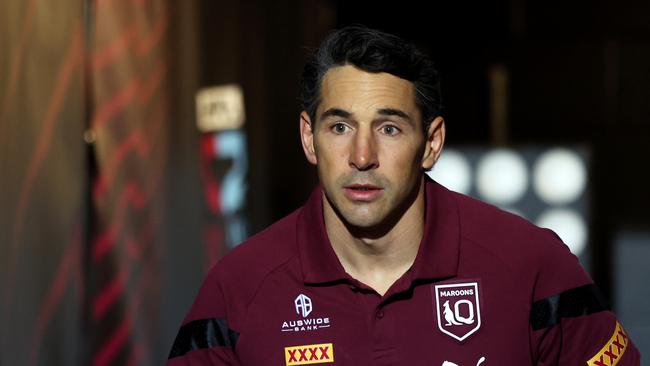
296 177 460 284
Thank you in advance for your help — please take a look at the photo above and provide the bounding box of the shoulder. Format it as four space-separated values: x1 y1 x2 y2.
448 190 590 298
185 208 302 324
451 190 559 251
215 208 301 295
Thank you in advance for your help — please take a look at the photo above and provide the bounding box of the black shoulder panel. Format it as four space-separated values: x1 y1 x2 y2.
168 317 239 359
530 284 610 331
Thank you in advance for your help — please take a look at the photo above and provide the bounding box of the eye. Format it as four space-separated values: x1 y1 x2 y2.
380 125 400 136
331 122 349 134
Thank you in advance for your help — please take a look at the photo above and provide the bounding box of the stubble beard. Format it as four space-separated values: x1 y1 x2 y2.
323 170 423 240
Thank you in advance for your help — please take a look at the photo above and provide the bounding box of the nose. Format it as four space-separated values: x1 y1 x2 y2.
349 129 378 171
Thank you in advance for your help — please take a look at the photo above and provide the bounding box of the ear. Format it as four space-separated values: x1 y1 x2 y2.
300 111 318 165
421 116 446 170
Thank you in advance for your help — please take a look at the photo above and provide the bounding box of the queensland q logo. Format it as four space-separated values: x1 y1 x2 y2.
433 282 481 342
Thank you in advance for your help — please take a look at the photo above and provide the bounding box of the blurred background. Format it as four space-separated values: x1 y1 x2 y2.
1 0 649 365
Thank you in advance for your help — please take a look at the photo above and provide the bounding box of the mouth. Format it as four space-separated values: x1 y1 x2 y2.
343 184 383 201
345 184 380 190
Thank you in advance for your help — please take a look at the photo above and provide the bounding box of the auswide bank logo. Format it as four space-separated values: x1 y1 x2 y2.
433 282 481 342
281 294 331 332
284 343 334 365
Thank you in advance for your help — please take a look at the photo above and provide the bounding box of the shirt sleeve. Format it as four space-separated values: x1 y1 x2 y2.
167 267 240 365
528 230 641 365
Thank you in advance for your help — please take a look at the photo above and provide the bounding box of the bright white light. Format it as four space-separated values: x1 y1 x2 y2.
427 149 472 194
536 209 587 255
476 149 528 205
533 148 586 205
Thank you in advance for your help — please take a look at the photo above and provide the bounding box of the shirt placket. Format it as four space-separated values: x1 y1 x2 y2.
350 283 399 366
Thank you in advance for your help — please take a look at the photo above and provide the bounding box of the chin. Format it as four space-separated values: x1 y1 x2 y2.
343 214 382 229
338 206 388 230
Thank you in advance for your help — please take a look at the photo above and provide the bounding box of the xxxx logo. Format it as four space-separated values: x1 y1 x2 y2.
284 343 334 365
587 321 629 366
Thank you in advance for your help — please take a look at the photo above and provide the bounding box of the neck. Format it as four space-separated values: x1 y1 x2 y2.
323 178 426 295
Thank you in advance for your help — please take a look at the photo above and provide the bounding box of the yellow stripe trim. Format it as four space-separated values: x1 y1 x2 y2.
587 321 629 366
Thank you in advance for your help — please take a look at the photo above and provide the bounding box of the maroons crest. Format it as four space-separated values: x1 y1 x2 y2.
433 282 482 342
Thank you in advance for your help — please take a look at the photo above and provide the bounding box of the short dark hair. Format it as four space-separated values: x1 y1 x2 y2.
299 25 442 132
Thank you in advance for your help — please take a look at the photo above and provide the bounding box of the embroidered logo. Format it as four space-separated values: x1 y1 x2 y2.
434 282 482 342
284 343 334 365
281 294 331 332
587 321 629 366
442 356 486 366
295 294 313 317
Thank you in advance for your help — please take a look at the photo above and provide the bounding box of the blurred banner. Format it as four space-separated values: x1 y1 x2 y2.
196 84 249 272
1 0 171 365
87 1 169 365
1 1 87 365
1 1 335 364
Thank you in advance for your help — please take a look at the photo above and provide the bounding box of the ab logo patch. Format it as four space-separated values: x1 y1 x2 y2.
433 281 482 342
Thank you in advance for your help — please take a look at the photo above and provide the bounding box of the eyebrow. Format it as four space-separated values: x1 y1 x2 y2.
320 108 352 120
376 108 411 120
319 107 411 121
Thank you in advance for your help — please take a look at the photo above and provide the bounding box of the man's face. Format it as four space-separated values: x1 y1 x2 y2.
300 65 444 230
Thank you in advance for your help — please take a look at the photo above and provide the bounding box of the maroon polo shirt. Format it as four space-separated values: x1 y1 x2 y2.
168 178 640 365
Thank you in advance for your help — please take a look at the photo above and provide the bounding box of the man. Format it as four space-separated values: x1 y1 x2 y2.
168 26 640 365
